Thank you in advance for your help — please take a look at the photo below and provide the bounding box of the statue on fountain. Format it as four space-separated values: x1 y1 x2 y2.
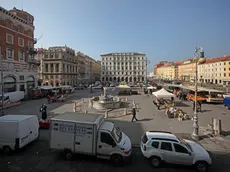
103 87 107 98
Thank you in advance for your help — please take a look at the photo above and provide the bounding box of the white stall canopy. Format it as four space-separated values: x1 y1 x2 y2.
152 88 175 99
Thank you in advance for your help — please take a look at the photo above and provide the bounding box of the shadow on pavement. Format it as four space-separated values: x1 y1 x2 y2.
221 130 230 137
175 101 190 107
201 109 212 113
138 118 153 121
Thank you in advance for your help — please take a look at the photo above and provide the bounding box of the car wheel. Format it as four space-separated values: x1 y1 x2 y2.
149 156 161 168
195 161 208 172
111 154 123 166
64 151 73 161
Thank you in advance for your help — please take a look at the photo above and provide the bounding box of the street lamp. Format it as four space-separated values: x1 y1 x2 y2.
0 47 4 116
145 56 150 88
191 47 206 140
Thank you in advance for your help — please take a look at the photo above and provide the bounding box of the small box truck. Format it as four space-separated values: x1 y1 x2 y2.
0 115 39 154
49 112 132 166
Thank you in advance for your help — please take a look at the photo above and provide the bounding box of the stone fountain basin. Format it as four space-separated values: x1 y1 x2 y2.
92 100 121 110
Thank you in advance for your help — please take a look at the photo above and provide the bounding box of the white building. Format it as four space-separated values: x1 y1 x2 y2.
100 52 147 83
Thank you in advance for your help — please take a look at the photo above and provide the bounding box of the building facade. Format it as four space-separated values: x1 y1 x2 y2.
198 56 230 85
100 52 147 83
40 46 78 86
92 61 100 81
0 7 39 93
155 63 178 80
178 59 196 82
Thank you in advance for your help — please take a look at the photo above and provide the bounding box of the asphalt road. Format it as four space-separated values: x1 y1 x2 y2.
0 132 230 172
1 89 230 171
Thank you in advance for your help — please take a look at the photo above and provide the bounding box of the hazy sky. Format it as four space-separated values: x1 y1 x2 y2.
1 0 230 72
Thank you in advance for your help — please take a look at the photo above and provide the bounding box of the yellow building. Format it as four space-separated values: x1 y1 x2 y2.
92 61 101 81
156 64 177 80
178 59 196 82
198 56 230 85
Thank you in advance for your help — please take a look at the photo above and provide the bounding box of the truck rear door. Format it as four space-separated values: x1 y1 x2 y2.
74 124 94 154
50 120 75 151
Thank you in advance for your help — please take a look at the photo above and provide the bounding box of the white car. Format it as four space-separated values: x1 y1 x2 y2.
140 131 211 172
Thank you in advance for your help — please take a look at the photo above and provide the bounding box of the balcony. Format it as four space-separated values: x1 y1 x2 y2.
27 57 40 66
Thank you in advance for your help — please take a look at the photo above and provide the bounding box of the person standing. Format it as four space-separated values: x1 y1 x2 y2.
40 104 47 121
131 108 138 122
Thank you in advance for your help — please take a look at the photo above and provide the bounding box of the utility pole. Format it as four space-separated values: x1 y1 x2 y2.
0 47 4 116
90 62 93 93
145 56 150 88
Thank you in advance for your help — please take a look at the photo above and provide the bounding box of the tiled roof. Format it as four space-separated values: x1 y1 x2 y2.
204 56 230 64
175 62 183 65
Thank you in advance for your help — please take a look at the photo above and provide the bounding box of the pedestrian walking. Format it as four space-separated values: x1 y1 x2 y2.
40 104 47 121
131 108 138 122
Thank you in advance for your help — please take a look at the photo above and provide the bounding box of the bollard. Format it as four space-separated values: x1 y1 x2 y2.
104 111 108 118
133 100 135 105
125 97 128 102
124 108 127 115
213 118 222 136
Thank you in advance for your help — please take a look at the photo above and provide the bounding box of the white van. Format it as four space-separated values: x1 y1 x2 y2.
50 112 132 165
1 91 25 101
0 115 39 154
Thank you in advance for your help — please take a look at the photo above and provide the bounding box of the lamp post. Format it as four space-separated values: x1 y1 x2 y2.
0 47 4 116
145 56 150 88
90 62 93 93
191 47 206 140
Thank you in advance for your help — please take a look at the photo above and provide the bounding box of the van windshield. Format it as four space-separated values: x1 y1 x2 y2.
111 125 122 143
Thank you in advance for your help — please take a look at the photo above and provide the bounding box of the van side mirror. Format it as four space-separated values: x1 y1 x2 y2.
188 152 192 156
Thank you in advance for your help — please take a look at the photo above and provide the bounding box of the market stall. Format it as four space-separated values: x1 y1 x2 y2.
152 88 175 99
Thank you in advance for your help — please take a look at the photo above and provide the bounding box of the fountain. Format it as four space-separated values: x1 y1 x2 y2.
90 87 121 110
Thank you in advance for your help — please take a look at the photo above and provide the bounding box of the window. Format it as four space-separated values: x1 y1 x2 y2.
45 64 48 72
160 142 172 151
18 38 24 47
18 50 25 61
224 73 226 77
28 41 33 48
100 132 115 145
19 76 24 80
224 68 226 71
174 143 189 154
6 48 14 59
6 33 13 44
151 141 159 148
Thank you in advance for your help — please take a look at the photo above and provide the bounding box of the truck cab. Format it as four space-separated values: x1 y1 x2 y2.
97 121 132 165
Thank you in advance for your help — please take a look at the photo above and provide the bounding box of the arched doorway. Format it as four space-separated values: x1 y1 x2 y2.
129 77 132 82
113 77 116 81
121 77 124 81
125 77 128 82
117 77 120 82
134 77 136 82
106 77 108 81
109 77 112 82
4 76 16 92
38 79 43 86
102 77 104 82
27 76 35 89
142 77 145 82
